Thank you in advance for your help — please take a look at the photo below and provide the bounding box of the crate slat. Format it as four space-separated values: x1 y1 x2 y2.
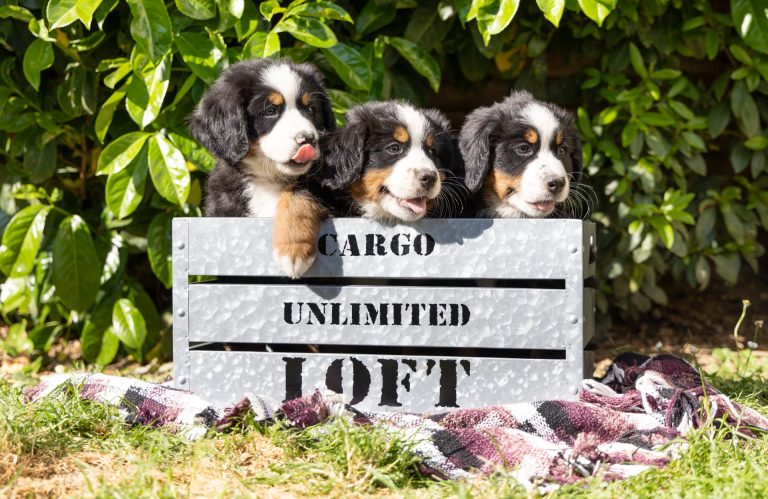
187 351 583 411
188 284 582 349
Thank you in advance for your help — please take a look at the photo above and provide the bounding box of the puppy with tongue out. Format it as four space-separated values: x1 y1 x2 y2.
320 101 459 223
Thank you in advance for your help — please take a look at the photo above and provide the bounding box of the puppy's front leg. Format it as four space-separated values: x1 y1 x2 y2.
273 190 327 279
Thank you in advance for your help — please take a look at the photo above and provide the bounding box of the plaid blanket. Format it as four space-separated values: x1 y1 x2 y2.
25 354 768 489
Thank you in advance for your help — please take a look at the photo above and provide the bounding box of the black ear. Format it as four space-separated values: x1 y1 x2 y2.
569 125 583 185
320 120 367 190
459 105 499 193
189 75 249 164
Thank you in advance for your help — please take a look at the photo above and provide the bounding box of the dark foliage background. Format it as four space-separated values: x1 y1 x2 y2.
1 0 767 365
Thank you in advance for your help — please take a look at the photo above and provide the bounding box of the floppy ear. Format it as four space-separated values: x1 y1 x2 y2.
569 123 583 184
189 78 249 165
320 120 367 190
459 106 498 193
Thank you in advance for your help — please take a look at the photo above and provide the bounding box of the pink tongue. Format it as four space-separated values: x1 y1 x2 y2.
291 144 316 163
399 197 428 214
534 201 555 212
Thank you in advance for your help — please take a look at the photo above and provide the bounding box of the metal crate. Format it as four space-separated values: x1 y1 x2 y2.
173 218 596 412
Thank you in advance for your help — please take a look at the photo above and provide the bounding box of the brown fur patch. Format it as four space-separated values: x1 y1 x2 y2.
556 129 564 145
273 191 327 266
484 169 522 202
393 126 409 143
301 93 311 106
348 167 393 204
267 92 284 106
524 128 538 144
426 134 434 147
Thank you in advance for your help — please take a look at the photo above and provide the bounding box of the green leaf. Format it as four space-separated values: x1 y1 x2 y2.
126 53 171 129
708 100 730 138
259 0 283 21
732 0 768 55
713 253 741 284
705 30 719 60
169 132 217 172
81 296 120 365
0 205 50 277
649 215 675 249
23 136 57 183
288 2 352 22
323 43 372 91
628 42 647 78
175 0 216 20
106 145 149 218
729 81 759 137
476 0 520 45
95 86 127 143
744 135 768 150
0 5 34 22
577 0 616 26
147 212 172 288
148 134 190 205
277 16 337 48
176 31 227 84
404 3 453 52
127 0 172 61
694 256 711 289
112 298 147 357
46 0 78 29
730 44 754 65
357 0 396 37
721 204 746 244
536 0 565 27
97 132 151 175
22 39 54 91
52 215 101 311
243 31 281 59
386 36 441 92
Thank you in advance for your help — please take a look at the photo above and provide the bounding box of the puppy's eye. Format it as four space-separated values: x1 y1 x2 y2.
514 144 533 156
428 147 437 157
264 105 277 116
557 145 568 157
308 104 315 113
386 143 402 154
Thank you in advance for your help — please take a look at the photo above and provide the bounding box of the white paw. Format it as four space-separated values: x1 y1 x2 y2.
273 249 315 279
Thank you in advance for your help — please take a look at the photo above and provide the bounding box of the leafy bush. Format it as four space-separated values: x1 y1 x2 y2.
1 0 767 363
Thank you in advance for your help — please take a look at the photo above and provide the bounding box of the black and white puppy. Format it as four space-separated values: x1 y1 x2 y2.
459 90 582 218
189 58 335 278
320 101 464 222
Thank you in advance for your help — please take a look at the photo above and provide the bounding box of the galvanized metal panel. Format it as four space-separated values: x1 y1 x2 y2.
187 351 583 410
185 218 586 279
188 284 580 349
172 219 190 389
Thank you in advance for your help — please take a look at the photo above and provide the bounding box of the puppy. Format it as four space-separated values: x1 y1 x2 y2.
459 91 582 218
319 101 465 222
189 58 335 278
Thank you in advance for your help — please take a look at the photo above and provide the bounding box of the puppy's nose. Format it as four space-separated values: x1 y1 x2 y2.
418 171 437 190
296 133 317 146
547 177 566 195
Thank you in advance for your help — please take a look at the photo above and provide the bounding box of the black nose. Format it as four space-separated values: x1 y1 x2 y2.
419 171 437 189
547 177 566 195
296 133 317 145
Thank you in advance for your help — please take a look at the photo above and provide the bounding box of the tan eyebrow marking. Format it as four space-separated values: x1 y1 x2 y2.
393 126 409 143
426 134 434 148
524 128 538 144
268 92 284 106
555 130 564 145
301 93 311 106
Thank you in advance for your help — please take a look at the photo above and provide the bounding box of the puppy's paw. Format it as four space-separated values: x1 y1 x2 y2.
273 244 316 279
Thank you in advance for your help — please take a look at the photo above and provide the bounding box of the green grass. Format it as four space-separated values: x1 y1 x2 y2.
1 353 767 498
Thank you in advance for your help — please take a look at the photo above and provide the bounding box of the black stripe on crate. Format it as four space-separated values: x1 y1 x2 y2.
187 342 567 360
188 275 566 290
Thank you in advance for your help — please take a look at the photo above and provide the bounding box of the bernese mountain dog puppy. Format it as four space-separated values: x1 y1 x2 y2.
319 101 465 222
459 90 583 218
189 58 335 278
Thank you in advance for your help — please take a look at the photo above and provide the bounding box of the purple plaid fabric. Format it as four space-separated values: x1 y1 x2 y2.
26 354 768 489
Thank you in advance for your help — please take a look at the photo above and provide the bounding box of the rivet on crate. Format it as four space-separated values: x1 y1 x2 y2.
177 308 186 317
569 315 579 324
177 241 186 250
569 245 578 253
